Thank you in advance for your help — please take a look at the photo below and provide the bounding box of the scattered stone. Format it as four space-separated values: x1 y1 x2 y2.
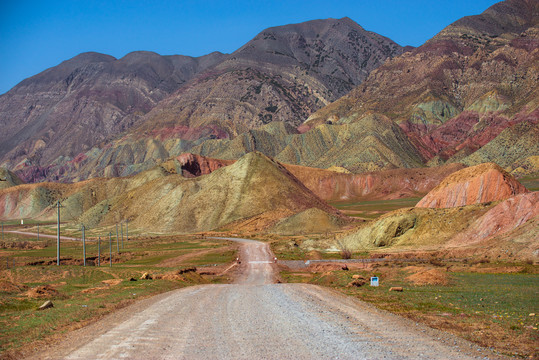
389 287 404 292
140 272 152 280
352 274 361 279
38 300 53 311
129 277 137 282
529 313 535 317
347 278 367 287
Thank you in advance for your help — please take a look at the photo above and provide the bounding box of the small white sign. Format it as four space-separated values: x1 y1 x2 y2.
370 277 379 286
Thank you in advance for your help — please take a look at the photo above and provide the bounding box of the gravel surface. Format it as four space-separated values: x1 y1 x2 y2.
6 230 79 241
31 238 507 359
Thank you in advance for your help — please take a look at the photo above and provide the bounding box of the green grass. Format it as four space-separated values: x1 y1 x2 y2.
330 197 421 219
281 265 539 358
520 175 539 192
185 249 237 266
0 235 237 355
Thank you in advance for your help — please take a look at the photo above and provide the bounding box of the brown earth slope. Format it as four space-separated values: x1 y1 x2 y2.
87 152 346 233
3 18 402 183
0 168 24 189
0 152 348 234
0 166 173 221
446 192 539 255
302 0 539 172
339 191 538 261
416 162 528 208
0 51 226 171
149 152 465 202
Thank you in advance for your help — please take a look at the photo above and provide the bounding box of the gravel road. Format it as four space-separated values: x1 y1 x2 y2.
38 238 504 359
6 230 79 241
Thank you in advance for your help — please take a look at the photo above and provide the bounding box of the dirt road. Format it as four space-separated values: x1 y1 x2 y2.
37 238 503 359
6 230 79 241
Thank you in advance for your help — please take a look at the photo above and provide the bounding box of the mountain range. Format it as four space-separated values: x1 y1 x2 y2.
0 17 402 182
0 0 537 184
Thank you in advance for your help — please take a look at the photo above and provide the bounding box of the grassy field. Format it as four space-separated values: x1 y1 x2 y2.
520 175 539 192
281 261 539 359
330 197 421 219
0 234 237 358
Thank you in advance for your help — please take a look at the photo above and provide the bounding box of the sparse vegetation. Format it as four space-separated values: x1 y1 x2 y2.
280 261 539 359
0 235 237 356
330 197 421 219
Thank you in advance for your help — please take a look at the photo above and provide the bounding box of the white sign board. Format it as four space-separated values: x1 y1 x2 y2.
370 276 379 286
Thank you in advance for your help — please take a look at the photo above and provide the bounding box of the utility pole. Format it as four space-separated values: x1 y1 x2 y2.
109 232 112 267
37 223 39 242
116 223 120 253
98 236 101 267
56 201 61 266
81 224 86 267
1 221 3 241
126 220 128 242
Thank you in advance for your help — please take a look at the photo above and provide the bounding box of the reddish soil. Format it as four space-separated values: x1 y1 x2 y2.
417 163 528 208
406 268 450 286
168 153 465 202
26 285 60 299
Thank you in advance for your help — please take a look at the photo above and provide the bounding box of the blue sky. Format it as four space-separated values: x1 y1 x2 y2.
0 0 500 95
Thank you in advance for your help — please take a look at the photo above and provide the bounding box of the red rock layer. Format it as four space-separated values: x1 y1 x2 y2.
171 153 464 202
416 163 528 208
175 153 234 177
446 192 539 247
285 163 465 202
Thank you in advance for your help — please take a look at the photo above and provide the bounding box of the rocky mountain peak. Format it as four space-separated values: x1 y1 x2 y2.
232 17 402 88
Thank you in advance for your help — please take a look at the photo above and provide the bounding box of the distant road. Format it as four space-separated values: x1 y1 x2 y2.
5 230 80 241
30 238 503 359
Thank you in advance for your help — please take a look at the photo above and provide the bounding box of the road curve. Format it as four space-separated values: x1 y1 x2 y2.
44 238 501 359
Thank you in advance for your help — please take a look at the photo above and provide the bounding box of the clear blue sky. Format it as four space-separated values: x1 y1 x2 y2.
0 0 501 95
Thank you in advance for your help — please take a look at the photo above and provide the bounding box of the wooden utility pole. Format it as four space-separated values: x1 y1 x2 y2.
126 220 128 242
98 236 101 267
37 223 39 242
